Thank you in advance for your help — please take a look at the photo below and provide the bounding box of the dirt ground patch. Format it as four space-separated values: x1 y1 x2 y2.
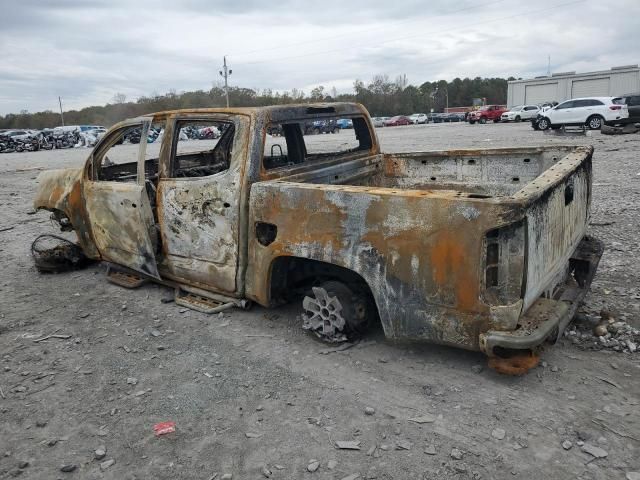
1 122 639 479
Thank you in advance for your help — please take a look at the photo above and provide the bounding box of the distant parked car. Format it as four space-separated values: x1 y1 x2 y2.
409 113 428 124
429 113 444 123
449 112 466 122
501 105 540 122
467 105 507 124
615 93 640 124
372 117 386 128
336 118 353 129
533 97 628 131
384 116 412 127
4 129 35 141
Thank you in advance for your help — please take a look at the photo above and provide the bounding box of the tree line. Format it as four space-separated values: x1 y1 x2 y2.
0 76 512 129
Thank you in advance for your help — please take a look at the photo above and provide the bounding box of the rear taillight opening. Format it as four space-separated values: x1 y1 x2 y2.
609 105 622 110
483 221 525 305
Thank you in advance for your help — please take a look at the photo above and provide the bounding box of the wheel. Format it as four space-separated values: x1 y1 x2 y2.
332 127 339 134
479 117 487 124
302 281 372 343
587 115 604 130
537 117 551 130
493 119 500 123
515 116 521 122
469 120 476 125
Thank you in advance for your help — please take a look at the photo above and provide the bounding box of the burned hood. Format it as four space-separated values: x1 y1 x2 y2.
33 168 83 212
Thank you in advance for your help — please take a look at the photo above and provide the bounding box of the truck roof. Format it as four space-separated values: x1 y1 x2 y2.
143 102 368 122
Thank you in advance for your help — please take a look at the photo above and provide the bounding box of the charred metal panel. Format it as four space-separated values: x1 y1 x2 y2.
513 147 593 310
247 181 520 350
33 168 99 258
84 181 159 278
155 114 252 295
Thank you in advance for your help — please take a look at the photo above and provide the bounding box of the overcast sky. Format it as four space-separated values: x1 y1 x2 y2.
0 0 638 115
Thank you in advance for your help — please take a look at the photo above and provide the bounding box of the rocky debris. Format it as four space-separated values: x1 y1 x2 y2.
562 440 573 450
566 312 640 353
261 465 272 478
471 364 483 374
335 440 361 450
94 446 107 460
100 459 115 470
60 464 77 472
327 460 337 470
364 407 375 415
126 377 138 385
307 460 320 472
408 413 436 424
18 461 29 469
341 474 360 480
626 473 640 480
450 448 464 460
491 428 506 440
221 474 232 480
395 440 413 450
581 443 608 459
424 445 436 455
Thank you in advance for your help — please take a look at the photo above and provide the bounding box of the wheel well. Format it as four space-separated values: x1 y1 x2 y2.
269 256 375 305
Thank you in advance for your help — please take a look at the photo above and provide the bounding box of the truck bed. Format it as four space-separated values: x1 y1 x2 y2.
281 146 580 198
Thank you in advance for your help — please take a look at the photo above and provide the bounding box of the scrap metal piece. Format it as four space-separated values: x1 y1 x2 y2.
302 286 348 343
174 289 236 314
487 351 540 376
106 266 146 289
31 234 91 273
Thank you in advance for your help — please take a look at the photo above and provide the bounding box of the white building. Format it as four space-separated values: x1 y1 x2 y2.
507 65 640 107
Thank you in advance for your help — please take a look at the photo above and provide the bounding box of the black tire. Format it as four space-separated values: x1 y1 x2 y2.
586 115 604 130
479 117 487 124
515 116 521 122
537 117 551 130
493 119 500 123
469 120 476 125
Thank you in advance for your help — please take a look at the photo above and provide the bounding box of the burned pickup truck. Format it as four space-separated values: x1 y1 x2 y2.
34 103 603 359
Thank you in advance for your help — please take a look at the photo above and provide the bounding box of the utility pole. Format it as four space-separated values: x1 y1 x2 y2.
58 96 65 126
547 55 551 76
219 56 232 108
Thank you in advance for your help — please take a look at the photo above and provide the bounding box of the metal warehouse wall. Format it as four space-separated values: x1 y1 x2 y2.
507 67 640 107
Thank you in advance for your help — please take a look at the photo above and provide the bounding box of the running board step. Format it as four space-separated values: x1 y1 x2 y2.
106 267 146 289
174 289 235 314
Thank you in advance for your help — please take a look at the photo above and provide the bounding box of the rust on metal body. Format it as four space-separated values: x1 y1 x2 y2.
32 102 602 357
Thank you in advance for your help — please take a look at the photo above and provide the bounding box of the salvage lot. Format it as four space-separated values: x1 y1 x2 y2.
1 122 639 479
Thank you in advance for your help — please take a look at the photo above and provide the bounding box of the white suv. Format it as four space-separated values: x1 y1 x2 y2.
536 97 628 130
501 105 540 122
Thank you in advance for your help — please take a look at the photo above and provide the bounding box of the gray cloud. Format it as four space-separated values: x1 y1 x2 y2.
1 0 638 114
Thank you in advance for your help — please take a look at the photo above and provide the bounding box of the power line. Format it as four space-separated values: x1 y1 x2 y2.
233 0 584 67
232 0 508 59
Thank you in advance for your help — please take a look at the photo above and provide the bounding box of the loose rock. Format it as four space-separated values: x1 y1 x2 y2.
581 443 608 458
221 474 232 480
94 446 107 460
327 460 337 470
261 465 271 478
562 440 572 450
424 445 436 455
491 428 506 440
100 459 115 470
450 448 463 460
60 464 77 473
364 407 375 416
307 460 320 472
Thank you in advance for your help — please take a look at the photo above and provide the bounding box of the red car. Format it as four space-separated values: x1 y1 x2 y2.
383 115 412 127
467 105 507 124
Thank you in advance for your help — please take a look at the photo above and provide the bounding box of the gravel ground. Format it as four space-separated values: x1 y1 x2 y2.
0 121 639 480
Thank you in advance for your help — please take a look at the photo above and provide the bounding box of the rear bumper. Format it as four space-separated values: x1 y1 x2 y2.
479 235 604 355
